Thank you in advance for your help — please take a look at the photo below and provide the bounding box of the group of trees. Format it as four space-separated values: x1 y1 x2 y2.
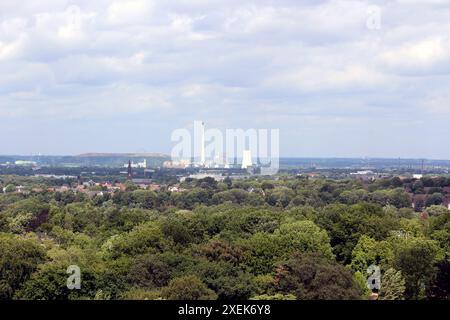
0 175 449 300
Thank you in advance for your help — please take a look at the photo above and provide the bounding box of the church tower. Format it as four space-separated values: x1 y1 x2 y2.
127 160 132 180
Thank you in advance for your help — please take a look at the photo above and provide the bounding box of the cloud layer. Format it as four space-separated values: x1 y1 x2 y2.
1 0 450 157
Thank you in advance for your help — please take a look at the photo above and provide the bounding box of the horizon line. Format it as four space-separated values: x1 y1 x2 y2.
0 153 450 162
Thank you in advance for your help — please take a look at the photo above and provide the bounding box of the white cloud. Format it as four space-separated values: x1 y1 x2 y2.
106 0 154 25
263 62 387 93
0 37 24 60
379 37 450 74
1 0 450 157
57 5 95 41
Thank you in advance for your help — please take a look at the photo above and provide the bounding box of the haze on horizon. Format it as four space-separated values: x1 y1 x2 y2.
1 1 450 159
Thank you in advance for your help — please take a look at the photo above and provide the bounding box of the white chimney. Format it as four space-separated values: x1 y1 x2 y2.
241 150 253 169
200 121 206 166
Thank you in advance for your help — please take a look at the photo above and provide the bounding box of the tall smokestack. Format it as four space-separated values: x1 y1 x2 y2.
200 121 206 166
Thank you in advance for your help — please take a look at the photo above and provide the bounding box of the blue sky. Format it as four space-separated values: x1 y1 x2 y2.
1 0 450 158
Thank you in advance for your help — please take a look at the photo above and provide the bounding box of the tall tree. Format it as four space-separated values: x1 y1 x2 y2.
379 268 406 300
275 252 362 300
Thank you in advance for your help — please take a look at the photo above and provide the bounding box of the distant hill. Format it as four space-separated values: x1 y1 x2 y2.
77 153 170 158
0 153 171 168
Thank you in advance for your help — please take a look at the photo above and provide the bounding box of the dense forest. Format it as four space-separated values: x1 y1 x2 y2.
0 175 449 300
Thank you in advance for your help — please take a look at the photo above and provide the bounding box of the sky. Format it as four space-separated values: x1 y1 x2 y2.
1 0 450 159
